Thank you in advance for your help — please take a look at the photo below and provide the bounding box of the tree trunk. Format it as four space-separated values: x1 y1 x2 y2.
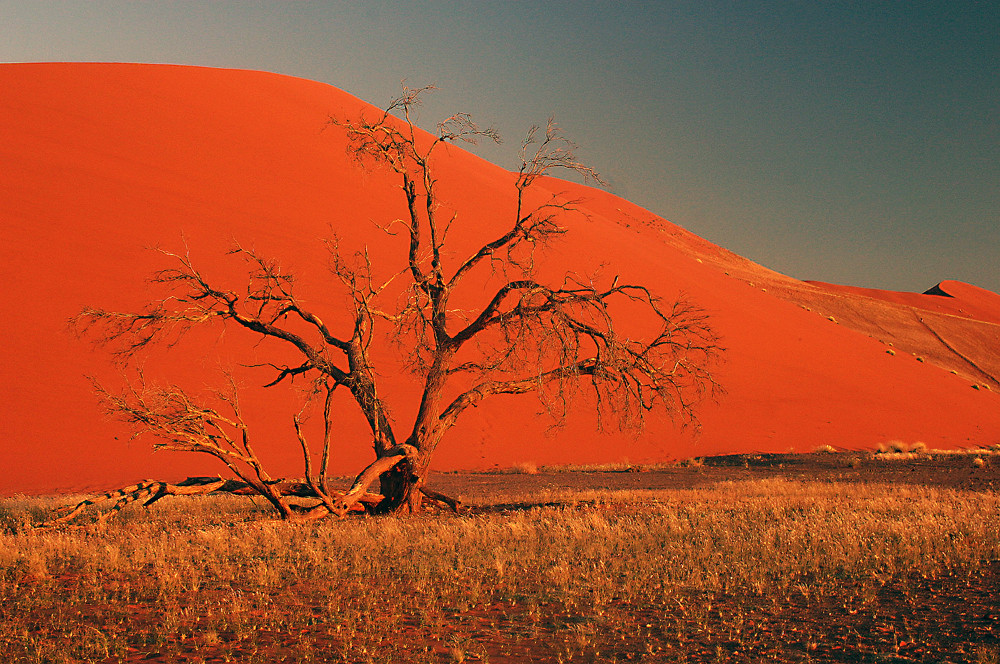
384 358 450 513
377 445 434 514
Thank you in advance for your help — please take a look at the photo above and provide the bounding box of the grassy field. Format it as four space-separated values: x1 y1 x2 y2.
2 452 999 663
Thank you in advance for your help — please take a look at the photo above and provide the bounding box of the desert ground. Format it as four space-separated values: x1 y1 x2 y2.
3 450 998 663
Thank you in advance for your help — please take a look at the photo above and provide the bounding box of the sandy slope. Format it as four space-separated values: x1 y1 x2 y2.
2 63 998 496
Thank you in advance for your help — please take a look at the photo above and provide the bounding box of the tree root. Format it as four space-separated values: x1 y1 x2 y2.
420 487 462 512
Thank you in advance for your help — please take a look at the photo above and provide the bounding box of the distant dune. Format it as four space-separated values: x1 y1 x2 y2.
2 63 998 496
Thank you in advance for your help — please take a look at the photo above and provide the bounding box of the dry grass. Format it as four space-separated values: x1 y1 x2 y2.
872 443 1000 463
499 460 680 474
2 473 999 662
503 461 540 475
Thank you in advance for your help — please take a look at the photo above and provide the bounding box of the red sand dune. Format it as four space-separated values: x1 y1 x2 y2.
2 63 999 496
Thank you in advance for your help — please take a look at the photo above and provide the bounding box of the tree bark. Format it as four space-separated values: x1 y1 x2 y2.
375 441 438 514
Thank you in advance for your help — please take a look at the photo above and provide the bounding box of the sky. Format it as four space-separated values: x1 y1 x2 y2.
2 1 997 293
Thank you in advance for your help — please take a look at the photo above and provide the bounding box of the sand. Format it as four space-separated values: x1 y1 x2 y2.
2 63 998 496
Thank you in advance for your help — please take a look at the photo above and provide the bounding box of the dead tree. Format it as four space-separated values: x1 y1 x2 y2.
60 87 722 522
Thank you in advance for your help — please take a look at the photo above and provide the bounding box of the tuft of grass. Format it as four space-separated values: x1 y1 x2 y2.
504 461 539 475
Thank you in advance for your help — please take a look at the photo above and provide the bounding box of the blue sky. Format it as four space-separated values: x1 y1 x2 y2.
3 1 997 293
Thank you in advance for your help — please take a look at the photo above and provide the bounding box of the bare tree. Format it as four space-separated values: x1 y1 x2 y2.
57 88 721 523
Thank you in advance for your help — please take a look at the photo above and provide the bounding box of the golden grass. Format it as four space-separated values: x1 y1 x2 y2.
872 443 1000 463
2 477 998 662
498 460 680 474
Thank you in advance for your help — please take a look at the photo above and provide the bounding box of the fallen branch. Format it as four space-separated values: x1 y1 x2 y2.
43 468 469 525
43 476 385 526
